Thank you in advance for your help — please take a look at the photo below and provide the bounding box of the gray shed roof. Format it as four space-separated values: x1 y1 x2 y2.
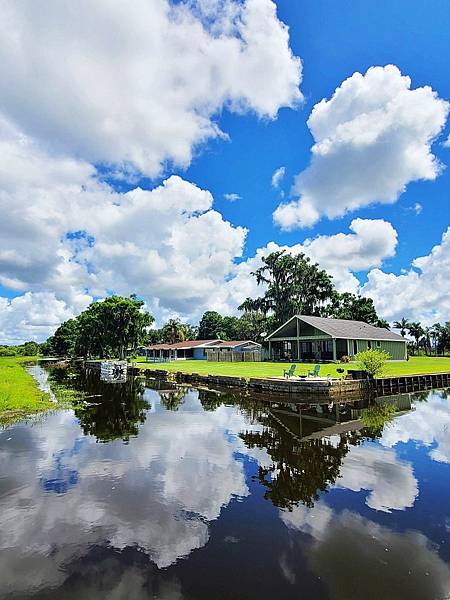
267 315 405 342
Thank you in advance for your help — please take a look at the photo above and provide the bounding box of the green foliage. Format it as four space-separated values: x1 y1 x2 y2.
0 346 19 357
393 317 410 337
330 292 385 327
221 316 241 340
408 321 424 353
239 250 334 328
76 295 153 359
236 310 269 342
45 295 153 359
160 319 187 344
197 310 268 342
198 311 225 339
0 341 43 357
361 403 397 435
355 349 391 377
51 318 80 356
146 321 198 345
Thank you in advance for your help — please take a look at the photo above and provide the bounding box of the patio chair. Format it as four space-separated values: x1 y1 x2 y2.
283 364 296 378
308 364 320 377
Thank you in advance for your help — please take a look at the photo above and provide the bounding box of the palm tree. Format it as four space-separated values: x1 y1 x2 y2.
408 322 424 354
393 318 410 337
163 319 186 344
422 326 432 356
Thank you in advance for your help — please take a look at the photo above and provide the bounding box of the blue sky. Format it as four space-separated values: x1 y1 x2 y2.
1 0 450 342
181 0 450 268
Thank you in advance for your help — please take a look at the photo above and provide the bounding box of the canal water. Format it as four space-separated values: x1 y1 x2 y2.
0 366 449 600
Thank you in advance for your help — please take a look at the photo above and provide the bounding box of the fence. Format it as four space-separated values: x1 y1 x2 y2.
206 350 261 362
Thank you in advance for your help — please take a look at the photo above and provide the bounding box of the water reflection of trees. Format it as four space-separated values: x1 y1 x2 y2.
241 423 362 509
48 369 150 443
159 387 187 411
198 387 369 510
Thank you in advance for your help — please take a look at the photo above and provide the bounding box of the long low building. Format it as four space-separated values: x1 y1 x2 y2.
140 339 261 361
265 315 407 362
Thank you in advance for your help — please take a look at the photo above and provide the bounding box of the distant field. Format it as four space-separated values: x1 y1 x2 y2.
134 356 450 379
0 356 52 423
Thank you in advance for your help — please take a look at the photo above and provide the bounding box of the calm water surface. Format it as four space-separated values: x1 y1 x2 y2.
0 367 449 600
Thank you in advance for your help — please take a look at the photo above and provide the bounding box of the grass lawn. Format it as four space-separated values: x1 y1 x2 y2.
0 356 53 423
134 356 450 379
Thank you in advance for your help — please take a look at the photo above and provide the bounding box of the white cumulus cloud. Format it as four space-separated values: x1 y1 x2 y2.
271 166 286 188
362 226 450 324
224 193 241 201
0 0 302 178
220 218 398 310
0 118 247 341
273 65 449 229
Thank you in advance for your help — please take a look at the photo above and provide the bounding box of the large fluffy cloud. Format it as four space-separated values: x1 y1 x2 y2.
274 65 449 229
0 112 399 342
0 0 301 178
0 0 304 343
0 293 78 346
0 117 249 341
363 226 450 323
220 218 398 311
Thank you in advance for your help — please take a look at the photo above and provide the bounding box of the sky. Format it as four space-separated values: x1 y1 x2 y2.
1 0 450 344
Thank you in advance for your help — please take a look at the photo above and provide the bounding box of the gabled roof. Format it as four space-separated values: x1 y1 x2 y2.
207 340 262 349
145 339 222 350
266 315 405 342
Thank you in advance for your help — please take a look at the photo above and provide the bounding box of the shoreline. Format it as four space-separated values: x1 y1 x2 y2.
0 356 53 424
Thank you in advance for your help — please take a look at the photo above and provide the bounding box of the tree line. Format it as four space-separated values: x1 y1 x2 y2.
4 250 430 359
393 318 450 356
43 295 153 359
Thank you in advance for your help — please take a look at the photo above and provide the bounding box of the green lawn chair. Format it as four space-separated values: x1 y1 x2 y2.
308 364 320 377
283 364 296 378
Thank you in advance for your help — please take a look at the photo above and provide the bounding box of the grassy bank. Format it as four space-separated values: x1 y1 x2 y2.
0 356 53 423
134 356 450 379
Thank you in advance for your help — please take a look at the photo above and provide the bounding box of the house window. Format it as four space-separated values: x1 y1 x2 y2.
376 341 381 348
353 340 357 355
368 341 372 349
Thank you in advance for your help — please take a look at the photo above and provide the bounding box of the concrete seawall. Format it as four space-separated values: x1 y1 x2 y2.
131 366 369 400
82 361 450 400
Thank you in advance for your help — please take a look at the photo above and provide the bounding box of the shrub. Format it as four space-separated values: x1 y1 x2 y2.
355 348 391 377
340 355 350 363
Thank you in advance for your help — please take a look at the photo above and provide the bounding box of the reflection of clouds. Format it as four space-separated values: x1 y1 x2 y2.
0 393 267 596
281 505 450 600
334 445 418 512
281 501 333 540
380 393 450 464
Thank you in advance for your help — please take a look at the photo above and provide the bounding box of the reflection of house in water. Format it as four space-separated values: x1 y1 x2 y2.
267 393 413 442
239 394 413 510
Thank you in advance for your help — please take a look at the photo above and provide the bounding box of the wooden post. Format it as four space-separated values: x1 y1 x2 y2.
332 338 337 361
297 317 301 361
268 340 272 361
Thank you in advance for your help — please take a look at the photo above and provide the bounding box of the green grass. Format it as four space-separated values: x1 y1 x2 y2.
133 356 450 379
0 356 54 424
